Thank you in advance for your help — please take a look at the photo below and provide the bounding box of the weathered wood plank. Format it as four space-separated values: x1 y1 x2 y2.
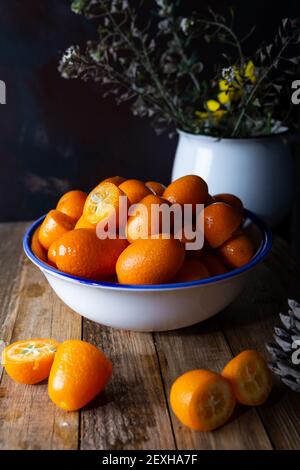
219 237 300 450
0 222 81 450
0 223 27 346
81 320 176 450
154 318 272 450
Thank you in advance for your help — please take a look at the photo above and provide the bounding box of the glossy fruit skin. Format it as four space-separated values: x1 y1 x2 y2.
203 202 243 249
119 179 152 205
218 231 254 268
57 190 87 222
145 181 166 196
170 369 236 432
163 175 208 208
205 194 215 207
116 238 185 285
2 338 59 384
48 239 59 266
103 176 126 186
75 215 96 230
194 250 227 276
126 194 170 243
31 228 47 262
174 259 209 283
48 340 112 411
222 350 272 406
39 210 75 250
56 229 128 280
213 193 244 212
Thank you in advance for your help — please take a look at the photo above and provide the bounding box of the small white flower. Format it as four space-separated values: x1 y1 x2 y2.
222 66 235 83
180 18 190 34
61 46 78 64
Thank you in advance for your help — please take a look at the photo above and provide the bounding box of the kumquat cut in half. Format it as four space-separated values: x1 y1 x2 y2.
222 350 273 406
170 369 236 432
83 181 126 226
2 338 59 384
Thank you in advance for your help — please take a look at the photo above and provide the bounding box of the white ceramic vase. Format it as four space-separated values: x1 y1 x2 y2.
172 130 295 226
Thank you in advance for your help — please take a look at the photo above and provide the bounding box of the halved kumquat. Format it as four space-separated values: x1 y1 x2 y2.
222 350 272 406
170 369 236 432
2 338 59 384
83 182 126 226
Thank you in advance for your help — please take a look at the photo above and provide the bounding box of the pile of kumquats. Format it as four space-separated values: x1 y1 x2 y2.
31 174 255 285
2 338 272 431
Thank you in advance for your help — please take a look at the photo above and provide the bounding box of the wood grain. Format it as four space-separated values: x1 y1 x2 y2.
219 238 300 450
0 223 27 348
80 320 176 450
154 318 272 450
0 223 82 450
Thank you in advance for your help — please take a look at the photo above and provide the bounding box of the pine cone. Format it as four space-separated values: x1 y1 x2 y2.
266 299 300 392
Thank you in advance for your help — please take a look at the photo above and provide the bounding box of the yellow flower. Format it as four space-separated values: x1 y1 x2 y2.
195 107 227 122
195 110 208 119
214 109 227 120
219 79 230 91
244 60 256 84
218 91 230 104
206 99 220 112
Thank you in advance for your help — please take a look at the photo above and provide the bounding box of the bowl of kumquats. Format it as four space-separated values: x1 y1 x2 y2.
23 174 272 331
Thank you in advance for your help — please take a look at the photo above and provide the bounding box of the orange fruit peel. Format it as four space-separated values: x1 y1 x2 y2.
31 228 47 262
116 238 185 285
56 228 128 280
218 231 254 268
163 175 208 208
119 179 152 205
48 340 112 411
203 202 243 249
57 190 87 222
145 181 166 196
174 259 209 283
39 209 75 250
103 176 126 186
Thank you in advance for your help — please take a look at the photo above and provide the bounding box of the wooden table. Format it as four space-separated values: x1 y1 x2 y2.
0 222 300 450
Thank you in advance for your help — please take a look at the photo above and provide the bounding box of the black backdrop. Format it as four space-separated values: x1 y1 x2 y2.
0 0 299 222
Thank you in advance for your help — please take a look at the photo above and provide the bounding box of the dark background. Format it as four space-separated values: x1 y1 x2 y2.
0 0 299 222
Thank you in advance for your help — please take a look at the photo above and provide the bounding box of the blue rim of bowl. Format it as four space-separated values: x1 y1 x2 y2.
23 210 272 291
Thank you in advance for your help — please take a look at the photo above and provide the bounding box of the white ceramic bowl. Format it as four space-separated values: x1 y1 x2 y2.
23 211 272 332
